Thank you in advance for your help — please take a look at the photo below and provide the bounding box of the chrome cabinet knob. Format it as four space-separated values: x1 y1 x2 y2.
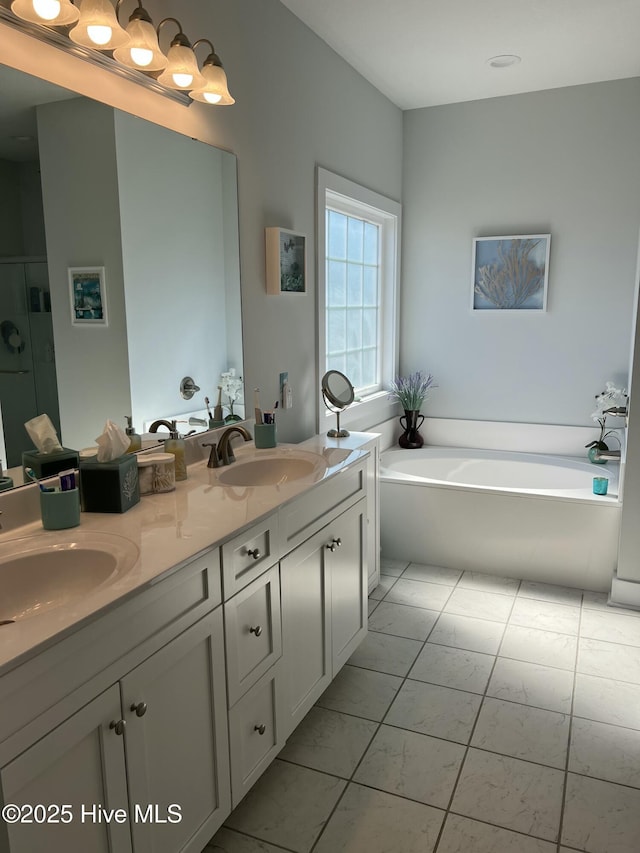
246 548 261 560
254 724 266 735
109 719 126 736
249 625 263 637
326 537 342 552
130 701 148 717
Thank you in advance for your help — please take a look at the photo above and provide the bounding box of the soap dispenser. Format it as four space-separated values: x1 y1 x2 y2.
163 420 187 481
125 416 142 453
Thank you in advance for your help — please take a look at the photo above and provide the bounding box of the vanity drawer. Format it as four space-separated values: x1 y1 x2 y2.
221 514 280 598
228 662 284 807
224 566 282 705
280 459 366 551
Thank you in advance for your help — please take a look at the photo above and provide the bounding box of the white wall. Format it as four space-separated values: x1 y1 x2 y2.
38 98 131 451
401 79 640 427
146 0 404 441
114 111 233 429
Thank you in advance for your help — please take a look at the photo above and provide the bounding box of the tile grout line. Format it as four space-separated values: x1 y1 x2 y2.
556 592 585 853
430 574 522 853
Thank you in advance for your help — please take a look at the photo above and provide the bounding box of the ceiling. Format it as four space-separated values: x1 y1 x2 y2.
280 0 640 110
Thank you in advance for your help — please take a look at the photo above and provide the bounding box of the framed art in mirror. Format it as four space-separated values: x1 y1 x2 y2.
265 227 306 294
69 267 108 326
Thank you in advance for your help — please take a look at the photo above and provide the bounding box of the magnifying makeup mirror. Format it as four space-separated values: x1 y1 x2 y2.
321 370 355 437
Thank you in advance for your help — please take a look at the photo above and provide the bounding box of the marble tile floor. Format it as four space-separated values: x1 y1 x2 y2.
206 558 640 853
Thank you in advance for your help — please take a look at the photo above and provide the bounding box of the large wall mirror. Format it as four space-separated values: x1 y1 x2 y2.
0 63 243 486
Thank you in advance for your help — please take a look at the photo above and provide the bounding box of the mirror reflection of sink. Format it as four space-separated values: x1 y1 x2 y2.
0 531 140 623
217 452 328 487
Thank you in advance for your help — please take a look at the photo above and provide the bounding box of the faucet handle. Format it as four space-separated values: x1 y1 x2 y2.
202 441 221 469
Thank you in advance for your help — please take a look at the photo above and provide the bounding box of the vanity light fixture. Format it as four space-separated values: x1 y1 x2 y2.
190 38 234 105
10 0 79 25
112 0 166 71
69 0 130 49
1 0 235 106
156 17 204 90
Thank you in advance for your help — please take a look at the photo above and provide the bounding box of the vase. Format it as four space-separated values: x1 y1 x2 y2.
588 442 608 465
399 410 424 449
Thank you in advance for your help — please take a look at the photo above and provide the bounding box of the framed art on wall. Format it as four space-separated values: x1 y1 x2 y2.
69 267 108 325
472 234 550 311
265 227 306 294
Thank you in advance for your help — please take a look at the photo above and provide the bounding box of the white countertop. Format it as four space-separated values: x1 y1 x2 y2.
0 434 375 674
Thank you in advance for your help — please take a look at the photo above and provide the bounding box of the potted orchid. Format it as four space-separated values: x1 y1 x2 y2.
220 368 244 422
388 370 437 449
585 381 627 464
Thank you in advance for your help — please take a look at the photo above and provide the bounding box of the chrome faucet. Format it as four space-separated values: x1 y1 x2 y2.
593 448 621 461
217 425 252 465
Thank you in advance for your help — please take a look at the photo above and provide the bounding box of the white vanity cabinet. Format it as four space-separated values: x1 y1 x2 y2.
280 486 368 737
0 550 230 853
0 685 132 853
0 441 377 851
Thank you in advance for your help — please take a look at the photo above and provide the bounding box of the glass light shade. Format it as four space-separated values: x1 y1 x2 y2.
11 0 79 25
157 43 205 90
190 64 235 105
69 0 130 50
113 18 167 71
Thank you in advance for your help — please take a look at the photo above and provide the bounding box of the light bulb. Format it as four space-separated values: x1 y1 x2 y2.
87 24 112 45
32 0 60 20
203 92 222 104
130 47 153 67
172 72 193 88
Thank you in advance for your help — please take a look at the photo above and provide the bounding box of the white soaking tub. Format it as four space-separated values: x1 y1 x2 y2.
380 447 621 591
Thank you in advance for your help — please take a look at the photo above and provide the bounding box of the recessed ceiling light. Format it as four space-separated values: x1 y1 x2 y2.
487 54 521 69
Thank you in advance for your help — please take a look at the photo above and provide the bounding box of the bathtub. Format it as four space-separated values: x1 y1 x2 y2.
380 447 622 592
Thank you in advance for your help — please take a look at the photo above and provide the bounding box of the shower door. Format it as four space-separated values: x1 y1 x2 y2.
0 260 60 468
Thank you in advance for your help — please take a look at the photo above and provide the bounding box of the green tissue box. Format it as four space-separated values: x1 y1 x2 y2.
22 447 79 479
80 453 140 513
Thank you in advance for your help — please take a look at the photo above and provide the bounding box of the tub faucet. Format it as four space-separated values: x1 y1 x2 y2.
218 425 252 465
593 448 621 461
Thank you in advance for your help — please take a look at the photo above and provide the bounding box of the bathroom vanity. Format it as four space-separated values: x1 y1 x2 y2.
0 432 379 853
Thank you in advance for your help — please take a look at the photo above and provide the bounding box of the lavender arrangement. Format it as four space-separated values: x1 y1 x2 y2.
388 370 437 411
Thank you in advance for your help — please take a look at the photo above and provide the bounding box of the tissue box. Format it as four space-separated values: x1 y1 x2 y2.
22 447 79 479
79 453 140 513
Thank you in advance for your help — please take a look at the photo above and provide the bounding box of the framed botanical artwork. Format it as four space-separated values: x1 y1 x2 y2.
69 267 108 326
471 234 550 312
265 227 306 294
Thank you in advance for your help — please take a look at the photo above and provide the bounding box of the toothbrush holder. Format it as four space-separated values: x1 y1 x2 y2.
39 487 81 530
254 423 277 449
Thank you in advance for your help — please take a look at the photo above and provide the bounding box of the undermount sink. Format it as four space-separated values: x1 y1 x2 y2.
217 451 328 487
0 531 140 623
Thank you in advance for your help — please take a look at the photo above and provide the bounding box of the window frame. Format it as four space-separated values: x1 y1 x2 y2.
316 167 401 433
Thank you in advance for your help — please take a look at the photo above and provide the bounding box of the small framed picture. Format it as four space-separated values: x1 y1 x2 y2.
472 234 550 312
69 267 108 326
265 227 306 294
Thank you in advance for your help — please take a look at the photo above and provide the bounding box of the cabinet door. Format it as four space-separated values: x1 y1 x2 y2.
228 662 284 807
121 609 230 853
0 685 131 853
224 565 282 705
280 529 331 738
331 500 368 672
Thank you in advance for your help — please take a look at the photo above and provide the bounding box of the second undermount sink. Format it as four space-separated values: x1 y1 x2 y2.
217 450 328 487
0 531 140 623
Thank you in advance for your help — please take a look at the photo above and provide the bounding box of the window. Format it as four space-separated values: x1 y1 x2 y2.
317 168 401 430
